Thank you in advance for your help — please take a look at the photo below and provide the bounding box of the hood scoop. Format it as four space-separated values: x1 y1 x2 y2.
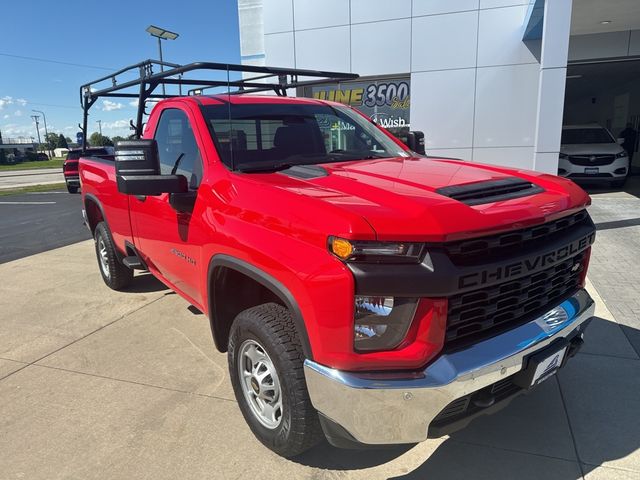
436 177 544 206
280 164 328 179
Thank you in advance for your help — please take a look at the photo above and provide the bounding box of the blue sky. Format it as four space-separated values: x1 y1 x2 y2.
0 0 240 141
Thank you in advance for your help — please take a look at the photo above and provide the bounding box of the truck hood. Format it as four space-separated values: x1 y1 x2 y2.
261 156 590 242
560 143 625 156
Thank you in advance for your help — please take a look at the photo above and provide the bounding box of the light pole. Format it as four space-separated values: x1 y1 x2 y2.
32 109 52 159
31 115 42 150
146 25 179 96
97 120 102 135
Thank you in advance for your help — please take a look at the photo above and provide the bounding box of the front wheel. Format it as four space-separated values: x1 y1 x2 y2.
228 303 323 457
93 222 133 290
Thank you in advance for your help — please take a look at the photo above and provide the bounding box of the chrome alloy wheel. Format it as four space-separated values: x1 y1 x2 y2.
238 339 283 429
97 236 110 279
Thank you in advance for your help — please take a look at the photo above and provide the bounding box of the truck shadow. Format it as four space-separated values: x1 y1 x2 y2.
583 174 640 199
121 271 169 294
293 317 640 479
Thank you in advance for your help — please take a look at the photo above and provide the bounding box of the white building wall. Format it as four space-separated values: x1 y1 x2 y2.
251 0 571 172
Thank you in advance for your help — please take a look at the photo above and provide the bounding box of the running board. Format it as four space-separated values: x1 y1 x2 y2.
123 256 145 270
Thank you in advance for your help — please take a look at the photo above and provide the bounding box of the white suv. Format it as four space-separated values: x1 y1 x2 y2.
558 125 629 187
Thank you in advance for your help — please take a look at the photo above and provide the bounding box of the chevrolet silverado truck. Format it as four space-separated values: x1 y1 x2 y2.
78 61 596 457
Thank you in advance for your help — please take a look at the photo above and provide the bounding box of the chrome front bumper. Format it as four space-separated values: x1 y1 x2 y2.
304 289 594 445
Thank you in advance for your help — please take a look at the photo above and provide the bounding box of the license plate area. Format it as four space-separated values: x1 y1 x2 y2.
584 167 599 174
513 338 569 389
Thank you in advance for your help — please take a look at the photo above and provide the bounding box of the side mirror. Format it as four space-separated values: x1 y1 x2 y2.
405 131 426 155
617 138 625 145
115 139 187 195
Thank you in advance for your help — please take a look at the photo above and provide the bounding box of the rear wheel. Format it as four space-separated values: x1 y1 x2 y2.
93 221 133 290
228 303 323 457
66 183 78 194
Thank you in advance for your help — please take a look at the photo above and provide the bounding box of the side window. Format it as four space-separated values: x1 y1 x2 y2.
154 108 203 189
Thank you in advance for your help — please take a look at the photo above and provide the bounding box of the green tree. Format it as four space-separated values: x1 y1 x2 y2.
89 132 113 147
43 132 59 152
57 134 69 149
111 135 127 145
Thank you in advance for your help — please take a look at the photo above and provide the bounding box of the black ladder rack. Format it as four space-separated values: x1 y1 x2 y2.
79 59 359 145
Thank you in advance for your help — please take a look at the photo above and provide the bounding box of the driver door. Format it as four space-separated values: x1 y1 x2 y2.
129 106 207 307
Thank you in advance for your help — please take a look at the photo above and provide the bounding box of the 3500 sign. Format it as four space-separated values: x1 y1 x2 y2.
363 81 410 108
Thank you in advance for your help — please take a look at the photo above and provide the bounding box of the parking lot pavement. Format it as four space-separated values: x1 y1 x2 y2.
585 176 640 357
1 215 639 478
0 168 64 189
0 190 91 264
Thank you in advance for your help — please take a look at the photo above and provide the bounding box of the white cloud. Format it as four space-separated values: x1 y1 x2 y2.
14 110 23 117
0 96 13 110
0 96 29 111
102 100 123 111
1 123 35 137
129 100 138 108
102 119 130 130
3 114 9 119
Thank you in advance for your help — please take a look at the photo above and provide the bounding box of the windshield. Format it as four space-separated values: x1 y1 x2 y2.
201 103 409 171
561 128 614 145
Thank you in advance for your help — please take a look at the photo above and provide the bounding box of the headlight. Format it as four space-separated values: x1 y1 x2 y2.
329 237 424 263
559 152 569 159
616 151 628 159
354 296 418 351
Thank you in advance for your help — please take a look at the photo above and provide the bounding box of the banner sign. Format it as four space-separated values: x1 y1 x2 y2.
301 76 411 134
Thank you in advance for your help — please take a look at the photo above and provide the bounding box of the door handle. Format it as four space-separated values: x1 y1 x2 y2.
135 195 146 202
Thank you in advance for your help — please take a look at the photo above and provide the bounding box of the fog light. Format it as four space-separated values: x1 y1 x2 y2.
614 167 627 175
354 296 418 351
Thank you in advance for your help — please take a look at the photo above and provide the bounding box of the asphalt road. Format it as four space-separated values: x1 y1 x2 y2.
0 190 91 264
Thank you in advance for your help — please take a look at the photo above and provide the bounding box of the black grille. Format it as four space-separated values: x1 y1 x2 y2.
436 178 544 206
446 250 586 348
568 154 615 166
444 210 591 266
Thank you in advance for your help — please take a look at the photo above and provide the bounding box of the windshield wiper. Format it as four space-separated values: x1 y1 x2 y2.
327 150 391 161
236 154 330 173
236 162 294 173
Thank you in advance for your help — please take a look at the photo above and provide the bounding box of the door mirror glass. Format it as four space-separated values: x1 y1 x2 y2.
617 138 625 145
115 139 161 176
115 139 188 196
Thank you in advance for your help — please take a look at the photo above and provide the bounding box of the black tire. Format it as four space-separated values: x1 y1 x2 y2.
66 184 78 194
228 303 323 457
93 221 133 290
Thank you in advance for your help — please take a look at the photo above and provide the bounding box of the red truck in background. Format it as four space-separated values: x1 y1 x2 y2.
63 147 112 193
78 61 596 457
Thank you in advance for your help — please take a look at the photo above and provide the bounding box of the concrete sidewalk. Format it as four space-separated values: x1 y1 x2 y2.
0 244 639 478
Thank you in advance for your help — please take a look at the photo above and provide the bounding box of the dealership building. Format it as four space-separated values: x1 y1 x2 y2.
237 0 640 174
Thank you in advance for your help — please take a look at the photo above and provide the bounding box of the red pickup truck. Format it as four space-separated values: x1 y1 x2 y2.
63 147 112 193
79 61 596 457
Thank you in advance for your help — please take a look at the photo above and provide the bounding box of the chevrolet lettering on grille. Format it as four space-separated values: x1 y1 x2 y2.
458 232 595 289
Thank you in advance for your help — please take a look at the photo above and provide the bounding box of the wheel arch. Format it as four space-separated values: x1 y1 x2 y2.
207 255 313 359
83 193 108 235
